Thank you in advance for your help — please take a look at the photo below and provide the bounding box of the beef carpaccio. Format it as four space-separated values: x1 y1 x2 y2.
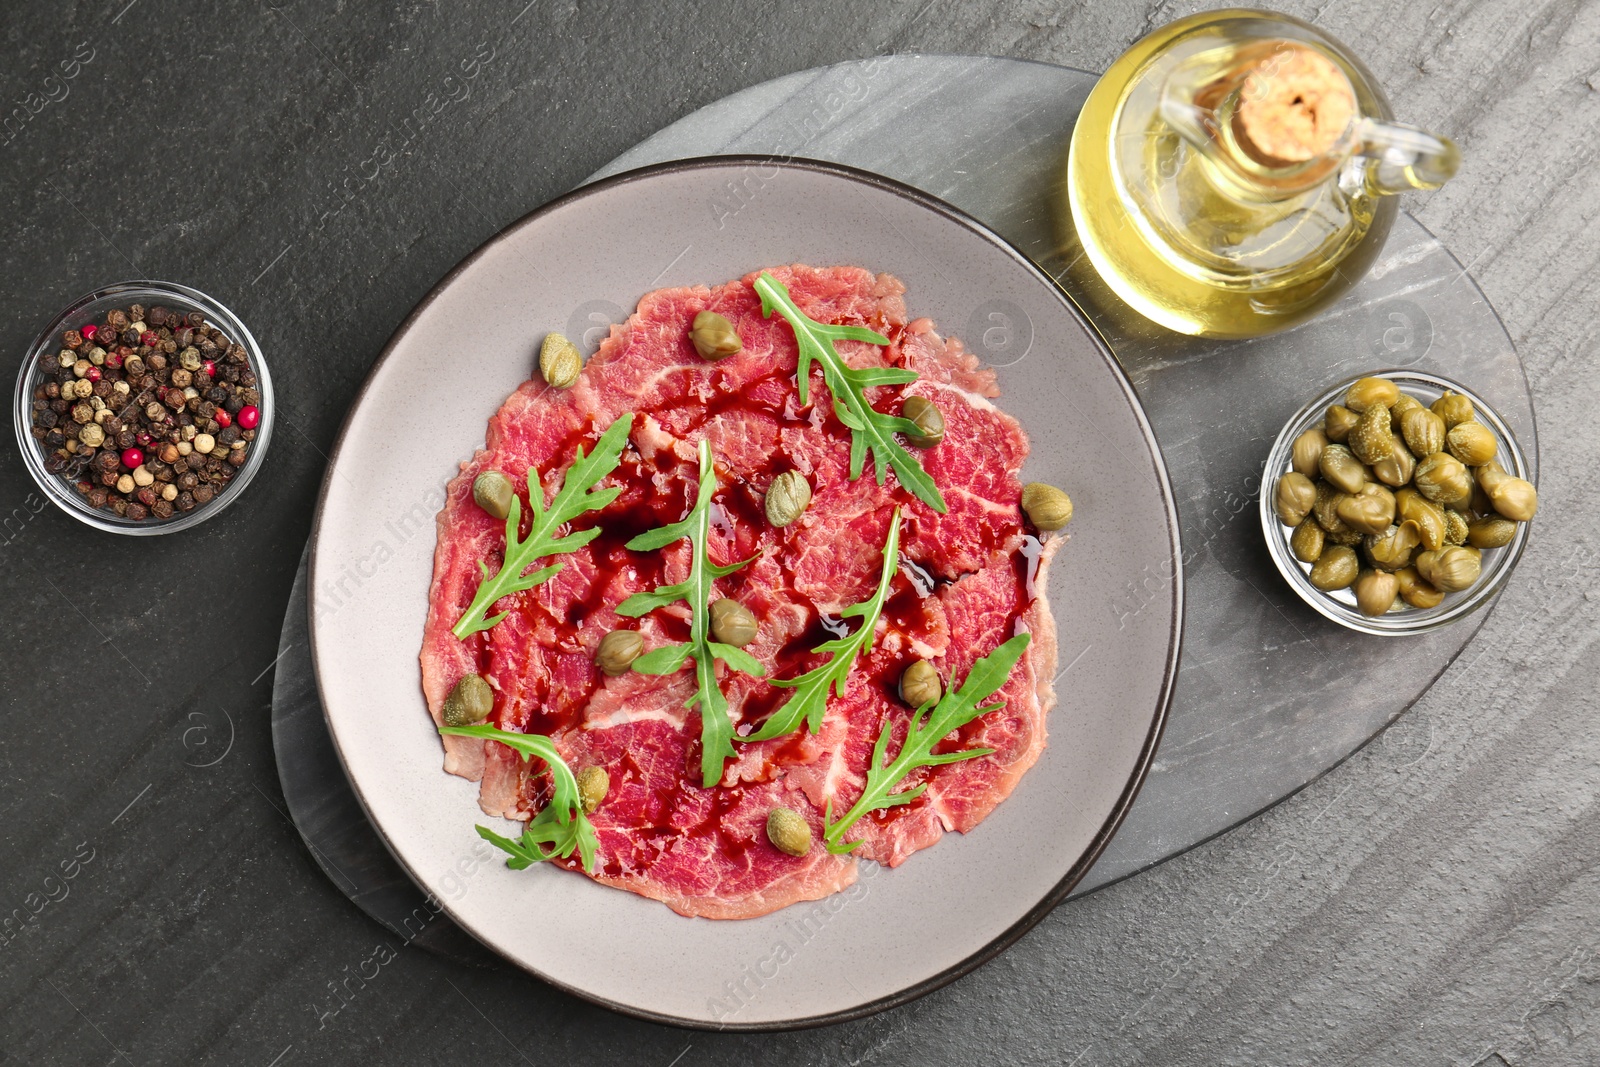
420 265 1060 920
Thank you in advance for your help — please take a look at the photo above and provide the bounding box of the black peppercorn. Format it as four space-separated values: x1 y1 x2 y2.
176 491 195 512
150 498 173 519
147 306 168 326
88 487 108 508
193 485 214 505
126 502 149 521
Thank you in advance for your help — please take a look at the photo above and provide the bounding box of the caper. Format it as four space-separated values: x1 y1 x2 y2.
899 659 942 708
1446 421 1497 466
1417 545 1480 593
596 630 643 676
766 807 812 857
1364 522 1420 571
1354 569 1400 617
442 673 493 727
472 470 516 520
1371 436 1416 488
1400 406 1445 457
576 766 609 814
1274 472 1317 526
539 332 582 388
1395 566 1444 609
1312 481 1355 538
1431 391 1475 430
1413 452 1472 507
1477 464 1538 522
1391 394 1424 425
1443 509 1470 546
764 471 812 527
1345 376 1400 413
1291 428 1329 478
1395 488 1447 551
1290 518 1325 563
1021 482 1073 531
901 395 945 448
1336 483 1395 536
689 310 743 360
1348 403 1395 464
1318 444 1367 495
710 598 758 648
1308 544 1359 591
1324 404 1359 442
1468 515 1517 549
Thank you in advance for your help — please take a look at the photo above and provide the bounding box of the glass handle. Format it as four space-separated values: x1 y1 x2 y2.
1356 118 1460 194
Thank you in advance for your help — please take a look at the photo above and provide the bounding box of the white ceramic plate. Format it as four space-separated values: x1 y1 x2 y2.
310 158 1181 1028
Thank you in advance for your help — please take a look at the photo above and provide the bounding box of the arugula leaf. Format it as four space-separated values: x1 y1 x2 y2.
741 507 902 742
439 723 599 872
616 439 764 788
822 633 1032 855
452 414 634 639
754 272 947 514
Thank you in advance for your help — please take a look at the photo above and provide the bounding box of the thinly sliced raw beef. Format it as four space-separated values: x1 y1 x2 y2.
419 265 1060 919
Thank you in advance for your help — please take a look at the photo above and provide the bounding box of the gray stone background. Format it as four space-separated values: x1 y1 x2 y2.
2 1 1596 1065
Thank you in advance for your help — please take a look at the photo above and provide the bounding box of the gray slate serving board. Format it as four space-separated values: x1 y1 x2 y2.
271 54 1533 955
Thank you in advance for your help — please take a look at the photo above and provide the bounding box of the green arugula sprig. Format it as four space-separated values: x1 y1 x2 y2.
452 414 634 639
754 272 947 515
741 507 902 742
822 633 1031 855
437 723 598 872
616 439 765 787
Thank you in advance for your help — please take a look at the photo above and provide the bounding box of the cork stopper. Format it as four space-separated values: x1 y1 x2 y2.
1232 45 1356 167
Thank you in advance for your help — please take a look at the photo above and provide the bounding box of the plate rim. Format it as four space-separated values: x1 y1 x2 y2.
307 154 1185 1030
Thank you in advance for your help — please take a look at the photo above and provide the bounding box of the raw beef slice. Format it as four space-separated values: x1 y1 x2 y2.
420 264 1059 919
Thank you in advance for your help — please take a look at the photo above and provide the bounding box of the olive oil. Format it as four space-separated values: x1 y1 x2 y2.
1068 9 1459 339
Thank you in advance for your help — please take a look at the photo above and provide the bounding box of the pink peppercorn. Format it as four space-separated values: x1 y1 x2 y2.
213 408 231 429
136 432 153 446
202 360 216 377
86 366 102 382
140 330 158 346
105 351 123 369
237 405 260 430
121 448 144 470
81 324 97 340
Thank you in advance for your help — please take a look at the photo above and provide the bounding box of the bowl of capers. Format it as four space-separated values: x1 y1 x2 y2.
1261 370 1536 635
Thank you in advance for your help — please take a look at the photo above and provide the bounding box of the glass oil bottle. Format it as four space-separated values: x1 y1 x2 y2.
1067 9 1460 339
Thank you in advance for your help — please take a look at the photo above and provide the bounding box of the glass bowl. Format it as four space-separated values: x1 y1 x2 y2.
1259 370 1533 636
13 280 274 536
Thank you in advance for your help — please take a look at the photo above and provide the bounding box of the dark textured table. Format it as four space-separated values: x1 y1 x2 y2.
3 3 1597 1065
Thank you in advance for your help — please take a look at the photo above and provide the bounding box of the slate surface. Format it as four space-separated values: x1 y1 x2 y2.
2 2 1597 1065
